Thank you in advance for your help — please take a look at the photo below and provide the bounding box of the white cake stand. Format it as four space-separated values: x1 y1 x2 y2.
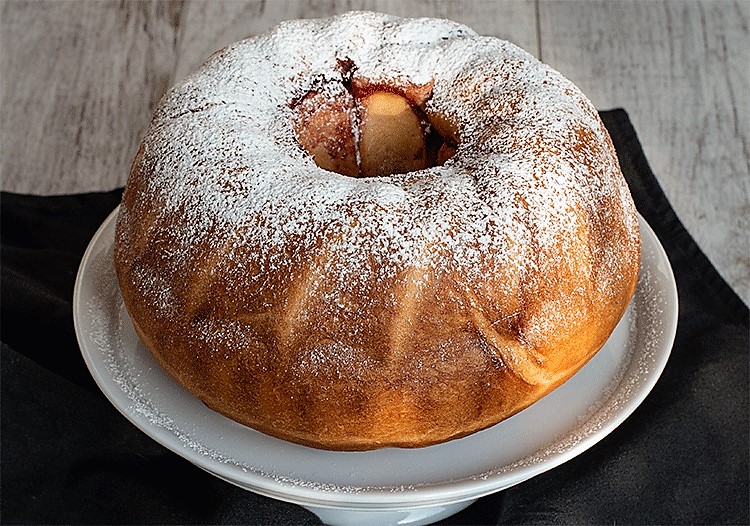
74 210 677 526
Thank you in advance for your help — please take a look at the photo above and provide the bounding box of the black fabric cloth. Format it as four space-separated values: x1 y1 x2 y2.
2 109 747 525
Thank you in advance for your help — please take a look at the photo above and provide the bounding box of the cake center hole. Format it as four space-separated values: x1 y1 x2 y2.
293 89 457 178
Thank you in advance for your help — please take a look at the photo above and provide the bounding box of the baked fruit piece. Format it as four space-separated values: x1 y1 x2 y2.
114 11 641 450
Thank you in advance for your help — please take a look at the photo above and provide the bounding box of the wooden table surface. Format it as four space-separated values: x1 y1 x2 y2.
2 0 748 305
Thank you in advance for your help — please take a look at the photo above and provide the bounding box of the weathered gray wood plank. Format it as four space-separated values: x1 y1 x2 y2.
537 0 749 304
0 0 185 194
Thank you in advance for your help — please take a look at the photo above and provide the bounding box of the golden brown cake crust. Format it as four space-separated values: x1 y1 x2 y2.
114 12 641 450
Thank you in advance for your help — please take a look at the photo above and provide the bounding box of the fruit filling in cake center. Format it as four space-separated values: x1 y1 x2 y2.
292 81 457 178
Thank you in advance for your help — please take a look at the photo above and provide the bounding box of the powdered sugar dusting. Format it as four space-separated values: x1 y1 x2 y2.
118 10 638 336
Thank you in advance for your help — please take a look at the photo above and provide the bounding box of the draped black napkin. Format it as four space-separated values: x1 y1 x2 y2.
2 109 748 525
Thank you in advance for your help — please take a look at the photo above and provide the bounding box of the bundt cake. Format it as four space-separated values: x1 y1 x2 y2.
114 11 641 450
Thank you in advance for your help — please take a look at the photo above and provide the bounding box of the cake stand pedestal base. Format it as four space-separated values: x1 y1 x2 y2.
305 499 476 526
